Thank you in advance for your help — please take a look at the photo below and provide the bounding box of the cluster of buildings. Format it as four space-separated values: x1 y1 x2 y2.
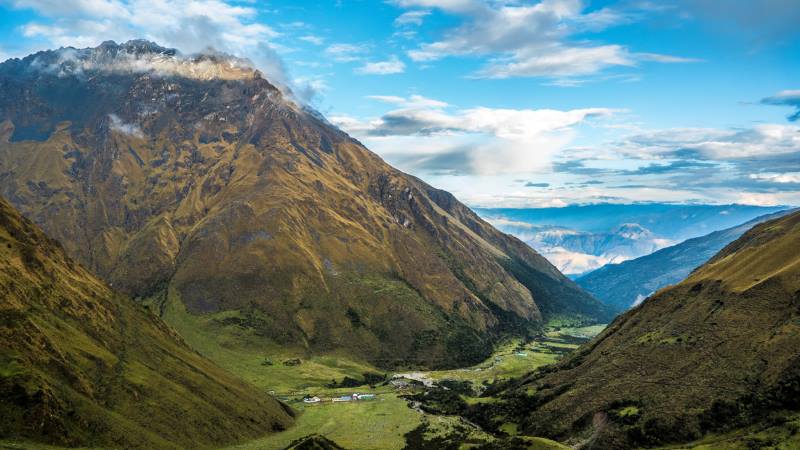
302 393 376 404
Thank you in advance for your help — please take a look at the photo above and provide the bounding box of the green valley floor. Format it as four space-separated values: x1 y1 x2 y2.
4 320 800 449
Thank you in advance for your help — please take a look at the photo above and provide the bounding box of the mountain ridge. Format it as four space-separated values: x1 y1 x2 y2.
475 209 800 448
576 209 794 311
0 195 294 449
0 40 610 370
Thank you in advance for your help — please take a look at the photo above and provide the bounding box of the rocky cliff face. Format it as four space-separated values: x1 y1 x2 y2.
0 195 293 449
0 41 609 369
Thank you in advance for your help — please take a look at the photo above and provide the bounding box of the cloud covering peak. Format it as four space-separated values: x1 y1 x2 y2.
20 40 262 81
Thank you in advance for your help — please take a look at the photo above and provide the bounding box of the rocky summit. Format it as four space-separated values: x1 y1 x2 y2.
0 41 609 369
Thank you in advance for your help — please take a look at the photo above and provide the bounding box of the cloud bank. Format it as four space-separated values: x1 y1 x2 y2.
332 94 616 176
394 0 696 79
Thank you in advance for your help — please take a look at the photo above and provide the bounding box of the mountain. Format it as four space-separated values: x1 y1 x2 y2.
0 40 609 370
478 209 800 448
0 196 293 448
576 209 793 311
484 219 673 275
477 204 786 242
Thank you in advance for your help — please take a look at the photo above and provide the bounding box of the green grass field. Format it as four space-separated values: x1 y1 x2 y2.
220 322 608 449
226 394 419 450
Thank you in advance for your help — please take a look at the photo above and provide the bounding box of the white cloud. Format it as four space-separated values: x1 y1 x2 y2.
332 94 616 175
400 0 696 79
292 74 329 103
750 173 800 184
355 56 406 75
636 53 704 63
8 0 288 86
394 10 431 26
478 44 635 78
299 35 323 45
324 43 368 62
108 113 143 137
618 124 800 160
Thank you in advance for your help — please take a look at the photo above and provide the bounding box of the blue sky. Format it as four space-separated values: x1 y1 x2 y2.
1 0 799 207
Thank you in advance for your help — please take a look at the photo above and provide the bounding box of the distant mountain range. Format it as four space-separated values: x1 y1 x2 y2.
479 204 786 275
576 209 794 311
484 218 673 275
477 204 787 241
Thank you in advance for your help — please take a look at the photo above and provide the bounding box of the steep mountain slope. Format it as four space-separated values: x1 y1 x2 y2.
0 196 293 448
478 210 800 448
0 41 609 369
577 209 793 311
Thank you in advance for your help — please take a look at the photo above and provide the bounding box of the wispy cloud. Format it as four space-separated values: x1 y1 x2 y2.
108 114 143 138
750 172 800 184
324 43 368 62
397 0 697 79
394 10 431 27
355 55 406 75
761 89 800 122
299 35 324 45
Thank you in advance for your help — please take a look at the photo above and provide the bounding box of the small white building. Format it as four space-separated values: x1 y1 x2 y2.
303 396 321 404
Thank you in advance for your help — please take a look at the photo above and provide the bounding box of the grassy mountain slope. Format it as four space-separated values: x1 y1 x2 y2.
0 41 609 369
0 196 294 449
477 210 800 448
577 209 793 311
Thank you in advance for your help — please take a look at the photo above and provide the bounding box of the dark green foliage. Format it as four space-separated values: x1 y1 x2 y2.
402 423 472 450
405 385 470 416
501 257 613 322
284 434 345 450
326 372 386 388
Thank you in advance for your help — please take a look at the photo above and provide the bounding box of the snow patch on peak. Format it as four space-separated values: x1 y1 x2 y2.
27 40 260 81
615 223 653 240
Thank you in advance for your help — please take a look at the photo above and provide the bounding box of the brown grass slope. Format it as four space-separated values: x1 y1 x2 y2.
0 41 609 369
483 210 800 448
0 196 294 449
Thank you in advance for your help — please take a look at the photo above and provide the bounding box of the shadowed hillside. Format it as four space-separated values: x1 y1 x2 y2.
475 210 800 448
0 41 609 369
0 196 294 449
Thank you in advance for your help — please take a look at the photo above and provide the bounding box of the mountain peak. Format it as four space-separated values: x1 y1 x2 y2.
9 39 260 81
614 222 652 239
0 42 611 370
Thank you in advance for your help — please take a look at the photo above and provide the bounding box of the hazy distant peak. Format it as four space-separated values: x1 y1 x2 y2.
20 39 261 81
614 222 652 239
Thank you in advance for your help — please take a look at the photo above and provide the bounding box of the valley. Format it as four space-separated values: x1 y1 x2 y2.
184 322 606 449
0 32 797 450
